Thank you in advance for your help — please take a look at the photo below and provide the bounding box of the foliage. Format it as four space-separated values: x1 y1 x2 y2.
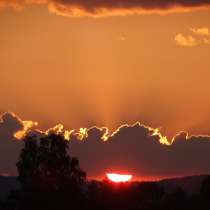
16 134 86 210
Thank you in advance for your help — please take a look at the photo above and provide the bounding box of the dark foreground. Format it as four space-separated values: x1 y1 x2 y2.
1 133 210 210
1 175 210 210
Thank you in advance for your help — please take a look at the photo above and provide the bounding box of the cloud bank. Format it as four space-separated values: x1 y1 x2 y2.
1 0 210 17
175 27 210 47
1 112 210 179
0 112 35 174
190 27 210 36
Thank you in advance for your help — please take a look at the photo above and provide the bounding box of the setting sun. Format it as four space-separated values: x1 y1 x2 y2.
106 173 133 183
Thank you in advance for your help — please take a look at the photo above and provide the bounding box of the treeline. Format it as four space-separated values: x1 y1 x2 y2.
0 134 210 210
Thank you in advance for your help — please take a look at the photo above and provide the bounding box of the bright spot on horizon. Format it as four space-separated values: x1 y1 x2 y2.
106 173 133 183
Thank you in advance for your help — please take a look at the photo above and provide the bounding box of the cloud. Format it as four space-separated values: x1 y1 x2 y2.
70 124 210 178
14 120 38 140
175 27 210 47
1 112 210 179
1 0 210 17
175 33 199 47
0 112 75 174
190 27 210 36
0 112 38 141
0 112 32 174
203 37 210 44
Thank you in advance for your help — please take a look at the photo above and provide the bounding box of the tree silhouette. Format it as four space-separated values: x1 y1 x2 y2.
200 175 210 209
201 176 210 198
163 187 189 210
16 133 86 210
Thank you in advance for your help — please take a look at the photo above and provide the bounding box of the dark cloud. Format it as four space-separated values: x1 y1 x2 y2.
1 0 210 17
51 0 210 10
1 112 210 179
69 124 210 179
0 112 38 174
0 112 23 174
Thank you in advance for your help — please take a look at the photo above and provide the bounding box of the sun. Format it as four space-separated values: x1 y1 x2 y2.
106 173 133 183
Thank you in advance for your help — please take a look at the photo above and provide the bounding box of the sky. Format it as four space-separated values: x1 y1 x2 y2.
1 0 210 179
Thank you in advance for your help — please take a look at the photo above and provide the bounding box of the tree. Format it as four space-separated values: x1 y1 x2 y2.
200 176 210 209
163 187 189 210
201 176 210 198
16 133 86 210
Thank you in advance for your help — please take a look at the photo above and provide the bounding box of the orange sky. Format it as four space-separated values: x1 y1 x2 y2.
0 5 210 138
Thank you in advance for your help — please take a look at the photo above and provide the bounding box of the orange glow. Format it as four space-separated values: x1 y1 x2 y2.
106 173 132 183
14 120 38 140
2 4 210 141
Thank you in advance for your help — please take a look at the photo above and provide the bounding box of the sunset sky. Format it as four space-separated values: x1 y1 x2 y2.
1 0 210 179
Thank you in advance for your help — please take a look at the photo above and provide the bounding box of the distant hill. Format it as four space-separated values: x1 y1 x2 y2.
159 175 209 194
0 175 209 200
